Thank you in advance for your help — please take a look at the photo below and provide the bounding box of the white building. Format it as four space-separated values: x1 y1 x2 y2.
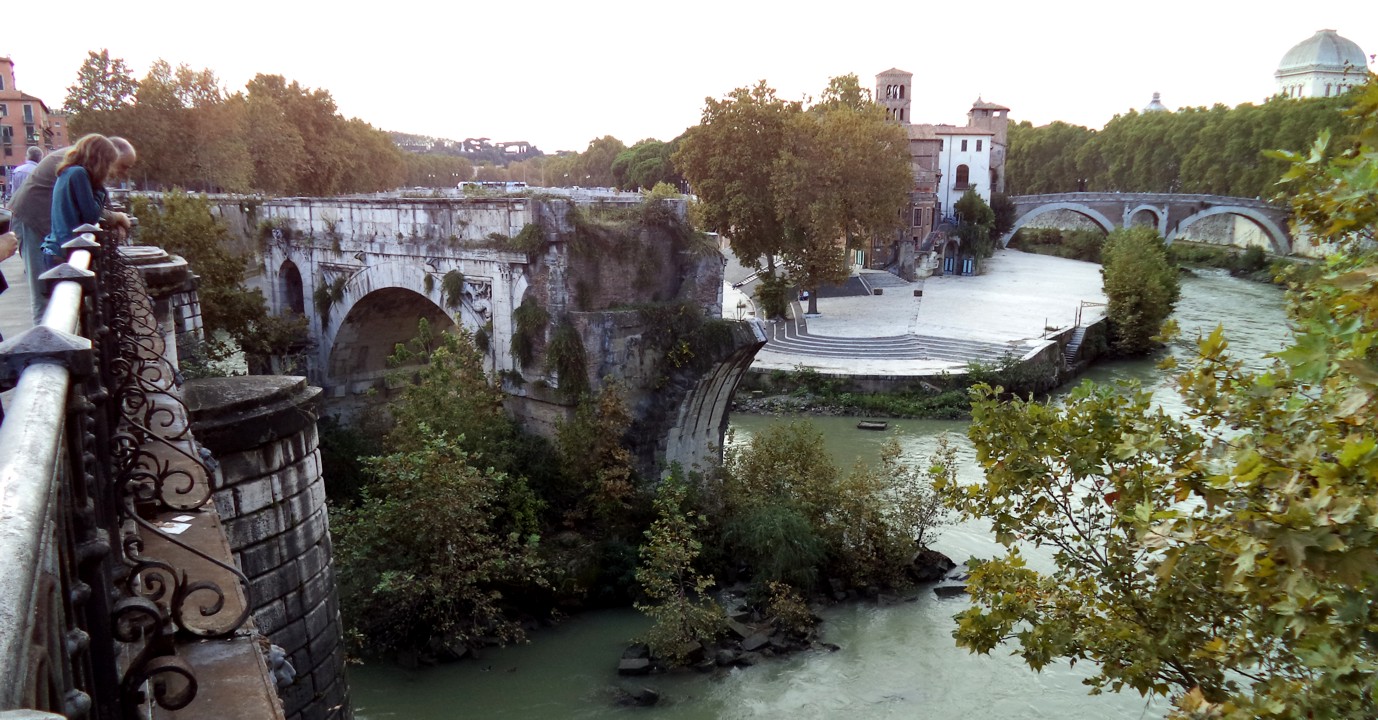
933 126 994 215
1276 29 1370 99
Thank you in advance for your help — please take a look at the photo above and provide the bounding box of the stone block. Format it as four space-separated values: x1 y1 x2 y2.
275 461 314 501
312 645 344 691
273 617 311 656
218 449 269 488
254 598 289 635
301 566 334 609
237 538 284 579
225 505 285 547
252 560 303 605
281 509 325 556
235 477 278 516
304 595 333 640
284 488 317 528
297 544 327 586
307 624 338 668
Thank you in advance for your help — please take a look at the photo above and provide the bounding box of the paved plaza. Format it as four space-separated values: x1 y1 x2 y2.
726 248 1108 375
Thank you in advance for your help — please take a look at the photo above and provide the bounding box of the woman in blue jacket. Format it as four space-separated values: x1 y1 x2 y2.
42 134 119 269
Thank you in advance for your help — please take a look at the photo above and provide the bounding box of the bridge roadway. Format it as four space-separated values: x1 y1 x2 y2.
731 249 1108 375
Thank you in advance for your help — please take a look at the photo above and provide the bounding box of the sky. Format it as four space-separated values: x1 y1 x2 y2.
5 0 1377 153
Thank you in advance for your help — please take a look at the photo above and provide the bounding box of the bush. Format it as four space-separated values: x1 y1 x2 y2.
1101 226 1179 355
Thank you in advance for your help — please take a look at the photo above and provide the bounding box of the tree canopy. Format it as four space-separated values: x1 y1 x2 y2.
1005 93 1354 198
65 50 404 194
675 75 910 313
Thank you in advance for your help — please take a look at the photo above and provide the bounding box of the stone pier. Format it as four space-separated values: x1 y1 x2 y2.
185 376 348 720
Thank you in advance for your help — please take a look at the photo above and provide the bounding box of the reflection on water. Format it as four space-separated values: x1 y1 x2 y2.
352 269 1286 720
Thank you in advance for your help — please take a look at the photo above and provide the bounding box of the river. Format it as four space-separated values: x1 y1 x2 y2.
350 269 1290 719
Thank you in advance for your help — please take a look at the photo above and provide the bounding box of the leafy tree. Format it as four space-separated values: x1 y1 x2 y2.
954 188 996 260
990 192 1017 239
674 81 800 273
773 75 911 314
63 49 137 116
635 471 726 665
611 137 683 191
555 380 637 529
947 75 1378 719
720 422 953 590
334 428 544 655
387 321 527 477
1100 226 1179 355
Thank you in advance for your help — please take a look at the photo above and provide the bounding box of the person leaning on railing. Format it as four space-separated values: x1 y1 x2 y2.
8 135 135 324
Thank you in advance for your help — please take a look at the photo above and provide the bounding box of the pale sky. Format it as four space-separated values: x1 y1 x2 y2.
5 1 1376 153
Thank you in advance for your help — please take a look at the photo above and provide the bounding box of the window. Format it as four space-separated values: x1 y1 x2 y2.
0 75 5 91
0 103 7 117
960 139 968 152
899 108 904 121
899 85 905 99
976 140 983 152
913 207 923 226
954 164 970 189
23 104 34 124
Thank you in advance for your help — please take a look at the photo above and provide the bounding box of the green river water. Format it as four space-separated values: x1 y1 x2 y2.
351 269 1290 719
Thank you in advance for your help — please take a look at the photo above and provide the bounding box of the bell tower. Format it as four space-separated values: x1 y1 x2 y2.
876 68 912 125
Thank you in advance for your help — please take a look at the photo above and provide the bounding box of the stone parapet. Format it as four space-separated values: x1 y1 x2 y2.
184 376 349 720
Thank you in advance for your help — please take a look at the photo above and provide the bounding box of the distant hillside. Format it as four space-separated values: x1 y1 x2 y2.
389 131 544 166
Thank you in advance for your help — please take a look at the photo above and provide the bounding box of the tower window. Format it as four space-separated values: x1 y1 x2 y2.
899 85 905 99
899 108 904 121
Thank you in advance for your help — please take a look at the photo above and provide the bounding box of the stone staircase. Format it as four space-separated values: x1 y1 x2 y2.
764 310 1021 365
1063 326 1088 366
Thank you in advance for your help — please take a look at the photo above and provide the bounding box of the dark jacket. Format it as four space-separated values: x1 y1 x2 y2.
43 166 106 255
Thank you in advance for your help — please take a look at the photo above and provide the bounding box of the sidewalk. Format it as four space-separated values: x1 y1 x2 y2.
728 249 1107 375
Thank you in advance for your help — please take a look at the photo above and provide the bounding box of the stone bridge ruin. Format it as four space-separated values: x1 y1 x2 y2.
219 195 764 477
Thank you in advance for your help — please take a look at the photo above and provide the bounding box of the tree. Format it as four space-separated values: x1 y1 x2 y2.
333 428 544 655
1100 226 1180 355
673 81 800 273
946 76 1378 719
954 188 996 260
63 49 137 116
634 471 726 665
720 421 952 590
772 75 911 314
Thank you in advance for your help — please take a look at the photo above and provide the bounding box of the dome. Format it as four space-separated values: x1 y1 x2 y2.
1143 92 1168 113
1277 29 1368 75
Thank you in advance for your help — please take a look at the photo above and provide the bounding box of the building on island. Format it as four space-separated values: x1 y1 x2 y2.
1276 29 1370 99
0 56 69 199
874 68 1009 277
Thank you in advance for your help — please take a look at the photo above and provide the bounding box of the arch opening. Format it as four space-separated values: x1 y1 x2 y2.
1172 206 1290 255
1002 202 1115 247
279 260 305 315
1129 208 1159 229
326 287 456 387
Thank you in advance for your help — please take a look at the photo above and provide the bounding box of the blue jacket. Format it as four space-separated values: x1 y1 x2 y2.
43 166 106 255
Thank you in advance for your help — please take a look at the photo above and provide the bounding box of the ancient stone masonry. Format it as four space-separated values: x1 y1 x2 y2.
185 376 349 720
215 195 765 477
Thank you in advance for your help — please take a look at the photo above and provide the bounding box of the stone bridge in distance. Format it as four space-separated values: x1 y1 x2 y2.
219 194 764 477
1002 192 1292 254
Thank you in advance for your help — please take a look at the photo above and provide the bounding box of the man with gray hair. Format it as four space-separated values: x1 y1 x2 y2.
6 146 43 203
9 137 136 323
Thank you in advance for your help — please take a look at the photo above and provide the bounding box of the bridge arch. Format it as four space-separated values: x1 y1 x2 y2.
316 259 480 388
1126 205 1163 235
1170 206 1291 255
1002 202 1115 247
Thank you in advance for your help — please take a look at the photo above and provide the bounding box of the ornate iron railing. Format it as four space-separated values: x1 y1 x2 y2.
0 226 250 718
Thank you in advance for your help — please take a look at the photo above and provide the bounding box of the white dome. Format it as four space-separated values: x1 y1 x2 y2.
1277 29 1368 75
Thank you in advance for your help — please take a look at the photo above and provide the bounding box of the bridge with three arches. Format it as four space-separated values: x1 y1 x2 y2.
1001 192 1293 255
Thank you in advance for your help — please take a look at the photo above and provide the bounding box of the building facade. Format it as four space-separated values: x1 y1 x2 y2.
1 56 69 199
1275 29 1370 99
872 68 1009 272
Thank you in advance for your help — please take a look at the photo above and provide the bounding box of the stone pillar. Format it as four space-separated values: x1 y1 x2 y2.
120 245 203 366
183 376 350 720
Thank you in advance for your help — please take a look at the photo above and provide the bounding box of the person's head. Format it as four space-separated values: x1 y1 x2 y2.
109 137 137 179
25 146 42 163
58 134 120 187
